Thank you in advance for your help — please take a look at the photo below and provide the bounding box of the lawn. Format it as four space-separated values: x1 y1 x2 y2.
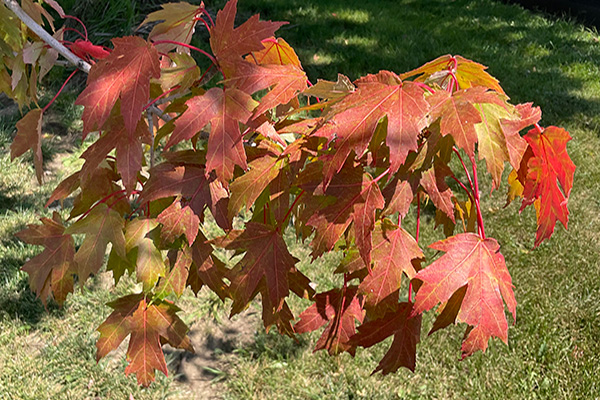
1 0 600 399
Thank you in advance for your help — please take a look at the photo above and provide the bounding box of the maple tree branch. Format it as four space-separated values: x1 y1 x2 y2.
3 0 92 73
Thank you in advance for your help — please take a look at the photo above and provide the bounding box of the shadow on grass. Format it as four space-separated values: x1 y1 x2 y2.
231 0 600 126
0 262 63 325
243 328 311 362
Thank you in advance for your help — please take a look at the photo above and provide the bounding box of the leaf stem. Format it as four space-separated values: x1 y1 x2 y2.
144 85 180 111
201 8 215 27
449 173 474 203
413 81 435 94
42 69 78 113
471 158 486 238
279 190 305 228
453 147 475 193
64 14 88 40
152 40 218 67
372 167 391 184
452 147 485 237
76 189 127 221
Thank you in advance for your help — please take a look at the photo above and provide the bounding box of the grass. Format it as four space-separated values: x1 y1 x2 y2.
2 0 600 398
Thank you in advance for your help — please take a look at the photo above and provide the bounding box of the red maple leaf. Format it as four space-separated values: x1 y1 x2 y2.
295 287 364 355
400 54 505 94
358 220 423 311
75 36 160 135
210 0 286 67
300 162 384 265
313 71 429 187
16 212 75 306
427 87 505 157
420 163 455 222
216 222 308 312
96 294 194 387
350 302 421 374
412 233 516 358
166 87 257 183
157 199 200 246
11 108 43 183
139 161 231 229
224 60 307 117
520 126 575 247
79 115 151 193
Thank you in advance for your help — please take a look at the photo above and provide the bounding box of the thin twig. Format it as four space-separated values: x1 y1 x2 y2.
3 0 91 73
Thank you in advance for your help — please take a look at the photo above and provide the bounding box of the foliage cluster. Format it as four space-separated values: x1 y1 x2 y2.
0 0 575 386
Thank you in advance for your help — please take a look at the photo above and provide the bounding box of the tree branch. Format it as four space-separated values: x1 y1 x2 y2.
2 0 91 73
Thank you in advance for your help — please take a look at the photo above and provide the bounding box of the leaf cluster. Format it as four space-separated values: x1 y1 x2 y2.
1 0 575 386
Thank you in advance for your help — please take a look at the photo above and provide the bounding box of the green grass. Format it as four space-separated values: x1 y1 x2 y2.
2 0 600 398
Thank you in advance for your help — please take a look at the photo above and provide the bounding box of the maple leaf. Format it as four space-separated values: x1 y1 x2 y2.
295 287 365 355
158 52 200 92
350 302 421 374
166 87 257 183
75 36 160 135
313 71 429 186
520 126 575 247
474 102 542 189
246 37 302 68
209 0 286 65
301 162 384 263
139 161 232 229
500 103 541 169
79 116 150 193
189 231 230 300
427 87 505 157
228 154 283 218
420 163 455 222
16 212 75 306
223 60 307 117
125 218 167 291
96 294 194 387
11 108 43 183
400 54 504 94
141 2 202 53
412 233 516 358
66 203 127 284
217 222 303 312
358 220 423 310
303 73 355 100
157 199 200 246
382 177 414 218
70 164 130 220
19 0 55 31
156 248 192 299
